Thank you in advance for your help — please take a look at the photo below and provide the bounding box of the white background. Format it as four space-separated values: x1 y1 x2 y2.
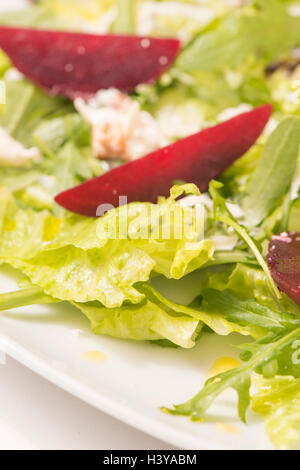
0 0 172 450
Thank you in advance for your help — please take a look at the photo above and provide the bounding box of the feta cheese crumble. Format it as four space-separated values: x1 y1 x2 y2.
137 1 215 43
217 104 253 122
0 126 41 167
75 89 168 162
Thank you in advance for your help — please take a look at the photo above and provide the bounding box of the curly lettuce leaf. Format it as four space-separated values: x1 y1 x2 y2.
74 285 201 349
47 183 215 279
0 186 61 261
12 242 155 307
252 374 300 450
0 185 214 307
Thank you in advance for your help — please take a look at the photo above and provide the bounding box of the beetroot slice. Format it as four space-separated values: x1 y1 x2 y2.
268 232 300 307
0 27 180 98
55 104 272 217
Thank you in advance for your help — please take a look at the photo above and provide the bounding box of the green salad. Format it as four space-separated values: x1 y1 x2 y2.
1 0 300 450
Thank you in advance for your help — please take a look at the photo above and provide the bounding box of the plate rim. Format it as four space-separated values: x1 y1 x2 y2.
0 332 241 451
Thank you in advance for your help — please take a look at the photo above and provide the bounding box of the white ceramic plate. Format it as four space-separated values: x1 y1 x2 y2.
0 265 275 450
0 0 283 451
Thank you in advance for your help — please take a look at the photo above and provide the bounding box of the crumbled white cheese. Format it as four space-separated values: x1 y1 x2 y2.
217 104 253 122
156 102 205 139
38 175 56 191
226 202 245 219
211 234 239 251
289 3 300 17
137 1 215 42
0 126 41 167
180 193 244 222
4 68 24 82
75 89 169 162
180 194 213 212
224 69 243 89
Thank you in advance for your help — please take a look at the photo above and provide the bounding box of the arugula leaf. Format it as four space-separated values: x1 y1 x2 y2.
139 284 260 338
166 290 300 422
205 262 300 316
243 117 300 228
209 180 281 299
203 289 300 334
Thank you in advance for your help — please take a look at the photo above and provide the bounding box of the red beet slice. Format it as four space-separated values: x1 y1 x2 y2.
268 232 300 306
0 27 180 98
55 104 272 217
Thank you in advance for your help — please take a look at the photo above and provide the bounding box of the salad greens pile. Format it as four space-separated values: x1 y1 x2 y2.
1 0 300 449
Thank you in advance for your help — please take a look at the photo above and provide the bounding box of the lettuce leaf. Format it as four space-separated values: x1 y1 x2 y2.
0 79 71 147
12 243 155 307
289 197 300 233
112 0 136 34
0 185 215 307
0 0 115 32
0 186 61 260
0 281 262 348
178 0 300 72
203 262 300 317
46 183 215 279
74 281 255 348
140 284 257 338
74 286 201 349
252 374 300 450
0 79 104 212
